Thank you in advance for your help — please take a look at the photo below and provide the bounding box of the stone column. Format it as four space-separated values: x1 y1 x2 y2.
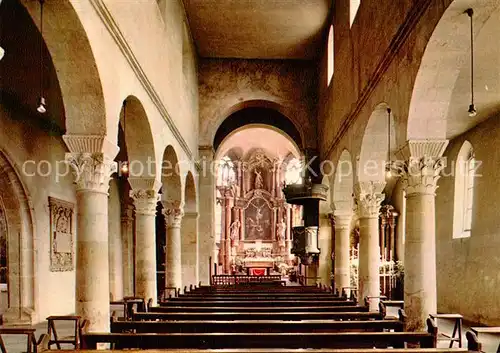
334 212 352 295
108 178 123 301
63 135 118 332
318 213 333 286
130 179 160 306
285 205 292 262
163 201 184 291
121 204 134 296
181 211 199 287
223 193 231 273
198 146 215 283
354 181 385 311
396 140 448 331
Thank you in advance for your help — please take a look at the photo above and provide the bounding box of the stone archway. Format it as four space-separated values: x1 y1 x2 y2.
181 172 198 287
160 145 184 294
0 150 35 324
332 149 354 294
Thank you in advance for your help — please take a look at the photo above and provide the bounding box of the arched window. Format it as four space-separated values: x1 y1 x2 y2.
285 158 303 185
327 25 334 86
217 156 236 187
453 141 475 238
350 0 361 27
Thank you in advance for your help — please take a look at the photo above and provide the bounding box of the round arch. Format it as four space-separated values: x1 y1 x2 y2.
407 0 500 140
18 0 107 135
0 150 35 324
184 172 197 214
333 149 354 213
161 145 182 203
119 96 157 179
358 103 396 182
213 106 303 151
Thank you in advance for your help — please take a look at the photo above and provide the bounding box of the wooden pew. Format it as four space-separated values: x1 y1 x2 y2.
110 318 404 333
160 300 357 307
172 295 346 301
82 329 435 349
132 311 384 321
54 348 474 353
148 305 369 313
183 292 336 297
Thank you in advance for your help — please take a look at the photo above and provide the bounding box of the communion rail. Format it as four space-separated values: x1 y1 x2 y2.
211 275 283 286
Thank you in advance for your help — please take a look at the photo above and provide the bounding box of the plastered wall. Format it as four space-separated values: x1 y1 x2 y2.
436 114 500 326
0 104 76 323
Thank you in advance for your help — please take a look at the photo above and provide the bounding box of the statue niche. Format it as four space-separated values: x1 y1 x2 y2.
244 198 272 241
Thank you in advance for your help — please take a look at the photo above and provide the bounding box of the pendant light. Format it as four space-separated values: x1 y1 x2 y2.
36 0 46 114
466 8 476 117
121 100 129 175
385 107 392 179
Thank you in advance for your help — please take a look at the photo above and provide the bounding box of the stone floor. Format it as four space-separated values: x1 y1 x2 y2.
0 306 499 352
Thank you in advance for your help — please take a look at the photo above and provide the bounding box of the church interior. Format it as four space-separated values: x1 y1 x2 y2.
0 0 499 352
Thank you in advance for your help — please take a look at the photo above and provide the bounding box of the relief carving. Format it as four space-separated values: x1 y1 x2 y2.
49 197 75 272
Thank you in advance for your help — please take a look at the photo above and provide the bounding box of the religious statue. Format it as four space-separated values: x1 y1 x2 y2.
254 169 264 189
276 218 286 244
229 219 240 245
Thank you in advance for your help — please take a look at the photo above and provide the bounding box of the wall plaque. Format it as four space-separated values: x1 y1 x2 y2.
49 197 74 272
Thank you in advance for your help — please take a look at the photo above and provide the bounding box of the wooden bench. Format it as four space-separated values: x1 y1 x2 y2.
132 311 384 321
160 300 356 307
82 330 436 349
148 305 369 313
171 295 347 301
48 348 474 353
0 327 49 353
110 318 404 333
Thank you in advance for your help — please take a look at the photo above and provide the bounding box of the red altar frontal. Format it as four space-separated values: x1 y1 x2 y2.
216 149 297 275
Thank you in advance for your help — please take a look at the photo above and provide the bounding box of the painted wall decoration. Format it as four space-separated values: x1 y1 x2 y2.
49 197 74 272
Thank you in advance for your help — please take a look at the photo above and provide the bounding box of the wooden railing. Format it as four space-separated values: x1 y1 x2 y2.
211 275 283 286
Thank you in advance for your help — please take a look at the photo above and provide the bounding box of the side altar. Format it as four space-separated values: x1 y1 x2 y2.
216 149 295 275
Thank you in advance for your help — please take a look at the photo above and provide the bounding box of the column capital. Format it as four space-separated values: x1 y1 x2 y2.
130 189 159 215
63 135 120 194
162 200 184 228
65 152 117 193
333 212 352 229
394 140 449 196
354 181 385 218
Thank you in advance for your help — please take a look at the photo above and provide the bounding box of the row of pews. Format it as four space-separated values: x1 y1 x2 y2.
79 281 485 352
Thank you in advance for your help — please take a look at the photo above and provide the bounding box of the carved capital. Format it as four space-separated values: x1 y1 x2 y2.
130 189 159 215
394 140 449 196
65 152 117 193
162 200 184 228
333 212 352 230
354 181 385 218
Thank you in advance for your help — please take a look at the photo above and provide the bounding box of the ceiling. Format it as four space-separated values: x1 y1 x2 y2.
182 0 332 60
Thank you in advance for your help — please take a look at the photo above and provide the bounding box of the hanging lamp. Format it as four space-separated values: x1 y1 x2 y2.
466 8 477 117
121 101 129 174
36 0 46 114
385 107 392 179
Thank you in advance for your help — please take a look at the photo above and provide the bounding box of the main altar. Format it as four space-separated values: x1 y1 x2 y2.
216 149 295 275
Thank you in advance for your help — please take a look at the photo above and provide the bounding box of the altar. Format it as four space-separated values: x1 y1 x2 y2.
216 149 296 275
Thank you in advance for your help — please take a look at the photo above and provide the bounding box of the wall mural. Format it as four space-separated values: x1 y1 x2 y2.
49 197 74 272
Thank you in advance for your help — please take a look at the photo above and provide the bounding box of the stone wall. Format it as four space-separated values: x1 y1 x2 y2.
198 58 318 148
435 113 500 326
0 103 76 323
